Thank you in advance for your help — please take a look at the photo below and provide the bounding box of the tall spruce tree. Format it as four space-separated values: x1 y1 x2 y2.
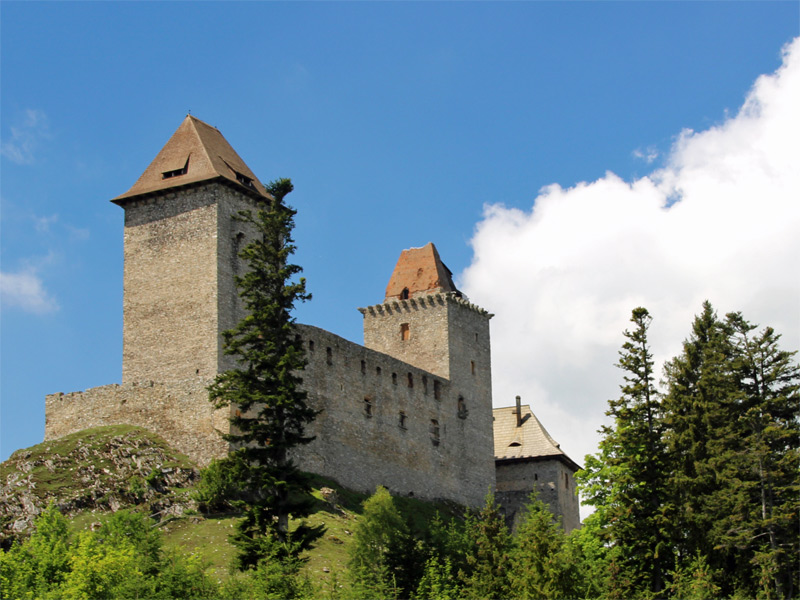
577 307 670 597
661 301 743 591
579 307 672 596
208 178 323 570
721 313 799 599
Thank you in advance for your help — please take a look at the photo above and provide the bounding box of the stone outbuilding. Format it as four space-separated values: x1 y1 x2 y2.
494 397 581 532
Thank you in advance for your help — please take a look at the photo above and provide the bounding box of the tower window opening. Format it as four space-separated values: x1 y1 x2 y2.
422 375 428 395
433 380 441 400
457 396 468 419
430 419 440 446
470 360 476 375
392 373 398 385
399 411 407 430
376 366 382 376
308 340 315 352
234 171 255 189
407 373 413 388
400 323 410 341
565 473 569 489
364 397 373 418
361 360 366 375
326 347 332 366
401 288 409 300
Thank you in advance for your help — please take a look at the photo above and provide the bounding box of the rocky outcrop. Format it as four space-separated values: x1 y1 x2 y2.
0 426 199 547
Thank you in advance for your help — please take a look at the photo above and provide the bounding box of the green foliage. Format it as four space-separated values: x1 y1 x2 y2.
414 555 459 600
192 455 248 513
0 506 218 600
459 492 512 600
668 552 721 600
578 307 671 597
347 486 409 599
208 178 323 569
508 493 582 599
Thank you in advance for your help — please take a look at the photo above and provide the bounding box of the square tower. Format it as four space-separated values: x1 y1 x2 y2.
112 116 272 383
360 243 493 412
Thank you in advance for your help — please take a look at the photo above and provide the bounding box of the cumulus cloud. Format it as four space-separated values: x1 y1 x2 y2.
0 269 58 314
1 109 51 165
460 36 800 511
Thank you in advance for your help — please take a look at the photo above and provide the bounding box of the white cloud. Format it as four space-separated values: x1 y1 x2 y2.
461 37 800 518
0 269 58 314
1 109 51 165
633 145 659 164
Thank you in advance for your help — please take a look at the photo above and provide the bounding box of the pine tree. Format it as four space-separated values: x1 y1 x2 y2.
460 492 512 600
508 493 581 599
347 486 409 599
208 178 323 570
661 301 743 591
721 313 799 599
577 307 670 597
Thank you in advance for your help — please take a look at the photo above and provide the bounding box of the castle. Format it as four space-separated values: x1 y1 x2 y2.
44 116 580 531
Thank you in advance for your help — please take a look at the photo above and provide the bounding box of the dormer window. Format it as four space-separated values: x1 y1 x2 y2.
162 157 189 179
235 171 255 189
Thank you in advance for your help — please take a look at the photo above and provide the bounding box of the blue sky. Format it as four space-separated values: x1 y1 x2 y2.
2 2 798 492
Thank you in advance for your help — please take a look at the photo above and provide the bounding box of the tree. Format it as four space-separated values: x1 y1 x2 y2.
720 313 799 599
347 486 409 599
208 178 323 570
459 492 512 600
508 493 582 599
661 302 742 581
577 307 671 597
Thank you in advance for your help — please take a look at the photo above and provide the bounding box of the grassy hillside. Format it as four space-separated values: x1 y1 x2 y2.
1 426 463 588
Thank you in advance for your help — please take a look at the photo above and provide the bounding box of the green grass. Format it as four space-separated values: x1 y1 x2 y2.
3 427 466 589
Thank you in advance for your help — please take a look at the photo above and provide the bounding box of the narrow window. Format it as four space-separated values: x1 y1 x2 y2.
422 375 428 395
399 411 407 430
457 396 468 419
361 360 366 375
475 332 478 342
400 323 410 341
308 340 315 352
470 360 476 375
534 474 538 481
430 419 440 446
433 380 441 400
401 287 409 300
326 347 332 366
364 397 373 418
407 373 413 388
392 373 398 385
565 473 569 489
376 366 382 376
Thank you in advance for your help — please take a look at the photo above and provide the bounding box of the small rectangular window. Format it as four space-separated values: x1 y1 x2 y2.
399 411 407 430
433 380 441 400
392 373 398 385
422 375 428 395
364 398 373 418
430 419 440 445
407 373 413 388
361 360 366 375
471 361 476 375
400 323 410 341
326 347 333 366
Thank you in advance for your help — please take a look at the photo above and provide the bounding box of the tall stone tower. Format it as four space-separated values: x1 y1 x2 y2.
360 243 493 432
112 116 271 383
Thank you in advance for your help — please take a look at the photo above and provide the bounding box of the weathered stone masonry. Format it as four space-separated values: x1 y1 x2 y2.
43 115 580 526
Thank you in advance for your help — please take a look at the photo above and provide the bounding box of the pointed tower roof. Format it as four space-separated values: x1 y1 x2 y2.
384 242 459 302
112 115 270 205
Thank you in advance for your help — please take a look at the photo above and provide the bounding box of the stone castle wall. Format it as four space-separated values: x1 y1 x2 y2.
45 379 230 466
496 458 580 533
45 320 496 508
296 323 494 508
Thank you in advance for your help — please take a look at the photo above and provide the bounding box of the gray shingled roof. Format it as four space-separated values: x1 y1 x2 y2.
493 404 579 470
112 115 270 204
